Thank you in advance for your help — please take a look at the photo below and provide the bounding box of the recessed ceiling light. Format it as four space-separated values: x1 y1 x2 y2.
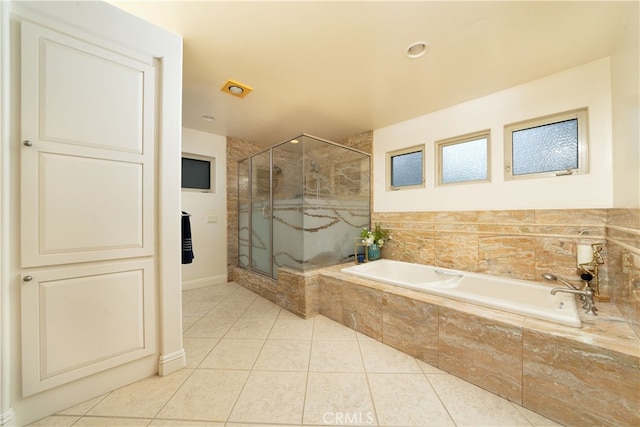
221 79 253 98
290 139 299 144
406 41 430 59
202 115 215 121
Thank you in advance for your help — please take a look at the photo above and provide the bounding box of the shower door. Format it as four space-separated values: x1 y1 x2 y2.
251 150 272 276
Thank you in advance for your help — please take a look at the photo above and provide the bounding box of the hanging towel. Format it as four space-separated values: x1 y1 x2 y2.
182 211 194 264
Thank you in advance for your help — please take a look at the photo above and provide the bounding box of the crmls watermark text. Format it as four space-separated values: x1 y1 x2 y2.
323 411 375 425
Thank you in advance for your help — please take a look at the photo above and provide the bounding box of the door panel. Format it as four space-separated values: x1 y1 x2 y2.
20 20 154 268
21 260 155 396
24 21 152 154
37 152 143 254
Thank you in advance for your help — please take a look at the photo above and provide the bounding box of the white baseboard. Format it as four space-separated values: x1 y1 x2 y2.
0 407 15 426
182 274 228 290
158 349 186 376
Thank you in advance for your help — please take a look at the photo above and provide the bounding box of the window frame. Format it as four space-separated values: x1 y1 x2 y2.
504 108 589 180
435 129 491 186
386 144 425 191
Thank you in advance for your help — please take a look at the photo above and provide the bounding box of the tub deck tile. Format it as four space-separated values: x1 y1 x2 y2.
438 306 524 404
523 328 640 427
318 275 343 323
382 292 439 366
342 281 383 340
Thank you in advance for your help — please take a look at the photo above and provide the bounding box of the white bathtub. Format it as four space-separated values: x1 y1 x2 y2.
341 259 581 328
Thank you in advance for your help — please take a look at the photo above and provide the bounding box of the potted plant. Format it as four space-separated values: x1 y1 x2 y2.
360 223 389 261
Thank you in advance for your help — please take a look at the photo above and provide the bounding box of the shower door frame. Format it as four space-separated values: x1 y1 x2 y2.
239 148 275 279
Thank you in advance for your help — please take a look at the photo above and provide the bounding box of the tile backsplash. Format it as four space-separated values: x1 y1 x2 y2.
372 208 640 338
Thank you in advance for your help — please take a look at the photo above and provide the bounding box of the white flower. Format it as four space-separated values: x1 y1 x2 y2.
366 236 375 245
377 239 385 247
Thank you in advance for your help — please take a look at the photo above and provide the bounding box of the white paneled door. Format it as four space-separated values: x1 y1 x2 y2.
19 20 157 396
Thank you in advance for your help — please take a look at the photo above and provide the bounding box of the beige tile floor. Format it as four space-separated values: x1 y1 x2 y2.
31 282 561 427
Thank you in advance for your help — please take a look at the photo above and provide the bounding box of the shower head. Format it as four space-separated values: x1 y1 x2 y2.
310 161 320 172
273 165 282 174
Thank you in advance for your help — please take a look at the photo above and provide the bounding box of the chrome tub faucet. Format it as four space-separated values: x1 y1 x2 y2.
543 273 597 316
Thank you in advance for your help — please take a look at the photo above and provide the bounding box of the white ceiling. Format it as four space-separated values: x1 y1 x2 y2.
110 1 631 147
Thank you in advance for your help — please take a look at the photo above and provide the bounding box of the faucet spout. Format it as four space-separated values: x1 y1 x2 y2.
541 273 583 290
550 287 592 297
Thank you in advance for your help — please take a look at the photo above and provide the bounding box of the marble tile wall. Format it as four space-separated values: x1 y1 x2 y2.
438 307 523 404
226 136 264 279
337 131 373 155
382 292 439 366
606 208 640 337
371 209 608 282
523 326 640 426
372 208 640 337
275 268 320 318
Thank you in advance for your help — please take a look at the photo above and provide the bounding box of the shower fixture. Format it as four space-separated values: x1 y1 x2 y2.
273 165 282 174
310 161 320 172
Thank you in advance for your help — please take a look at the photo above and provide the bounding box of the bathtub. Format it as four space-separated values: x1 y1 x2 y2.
341 259 581 327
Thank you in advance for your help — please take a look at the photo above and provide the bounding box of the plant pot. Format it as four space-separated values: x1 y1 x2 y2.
368 244 381 261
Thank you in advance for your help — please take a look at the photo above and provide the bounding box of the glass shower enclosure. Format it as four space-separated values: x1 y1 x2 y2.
238 134 370 279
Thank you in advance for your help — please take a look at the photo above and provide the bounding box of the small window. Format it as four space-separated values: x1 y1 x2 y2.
436 130 490 185
386 145 424 190
182 154 215 192
505 109 588 179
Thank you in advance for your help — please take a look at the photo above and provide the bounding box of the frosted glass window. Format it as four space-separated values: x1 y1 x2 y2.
438 134 489 185
387 145 424 189
505 109 588 180
512 119 578 175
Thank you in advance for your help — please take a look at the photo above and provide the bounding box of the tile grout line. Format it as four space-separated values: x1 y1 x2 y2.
299 314 317 426
223 303 281 425
422 372 459 427
355 332 381 426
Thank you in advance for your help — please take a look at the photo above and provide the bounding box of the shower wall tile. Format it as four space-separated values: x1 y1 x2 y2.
276 268 319 318
232 267 277 302
382 292 439 366
438 307 523 404
227 136 265 280
337 130 373 155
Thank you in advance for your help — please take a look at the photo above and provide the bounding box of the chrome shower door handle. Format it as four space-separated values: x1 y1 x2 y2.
262 205 271 219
